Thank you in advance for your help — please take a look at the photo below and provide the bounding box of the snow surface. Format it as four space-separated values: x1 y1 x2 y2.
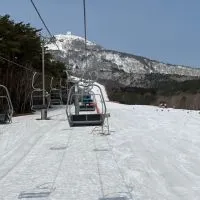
0 84 200 200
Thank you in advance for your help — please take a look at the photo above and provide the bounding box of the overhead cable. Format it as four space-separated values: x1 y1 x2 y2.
0 55 51 78
30 0 60 50
0 55 33 72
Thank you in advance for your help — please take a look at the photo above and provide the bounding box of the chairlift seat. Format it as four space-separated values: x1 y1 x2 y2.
50 89 62 105
79 104 95 111
51 99 62 105
0 113 9 123
0 107 11 123
32 104 48 110
82 98 93 104
69 114 104 127
31 93 50 110
61 88 68 104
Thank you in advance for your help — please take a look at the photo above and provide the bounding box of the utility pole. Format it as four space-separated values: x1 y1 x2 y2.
75 83 79 115
40 35 56 120
41 37 47 120
42 39 45 106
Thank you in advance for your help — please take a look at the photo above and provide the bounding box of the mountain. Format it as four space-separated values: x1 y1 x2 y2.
47 32 200 88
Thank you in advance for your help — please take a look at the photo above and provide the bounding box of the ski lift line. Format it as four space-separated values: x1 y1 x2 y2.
82 0 88 81
30 0 52 37
80 0 92 85
30 0 60 50
0 55 53 80
0 55 33 72
80 0 100 87
83 0 87 53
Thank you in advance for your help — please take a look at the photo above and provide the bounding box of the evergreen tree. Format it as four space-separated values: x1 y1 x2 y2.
0 15 67 113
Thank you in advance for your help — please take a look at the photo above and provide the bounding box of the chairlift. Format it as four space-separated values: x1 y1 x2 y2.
30 72 50 111
0 84 13 123
50 77 62 105
66 83 106 127
50 88 62 105
65 0 110 130
60 76 73 105
60 72 76 105
60 78 68 104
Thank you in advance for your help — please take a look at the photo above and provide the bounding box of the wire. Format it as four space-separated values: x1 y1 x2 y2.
81 0 99 87
0 55 52 80
30 0 53 38
83 0 87 52
81 0 92 85
0 55 34 72
30 0 60 50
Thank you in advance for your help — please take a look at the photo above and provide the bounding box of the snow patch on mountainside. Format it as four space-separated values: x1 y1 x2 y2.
47 32 96 52
46 32 200 81
101 51 146 73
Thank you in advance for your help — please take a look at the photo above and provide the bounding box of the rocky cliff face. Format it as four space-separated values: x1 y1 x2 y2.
47 32 200 88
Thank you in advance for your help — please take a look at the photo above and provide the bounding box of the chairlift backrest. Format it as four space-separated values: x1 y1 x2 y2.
0 84 13 123
50 77 62 105
30 72 50 110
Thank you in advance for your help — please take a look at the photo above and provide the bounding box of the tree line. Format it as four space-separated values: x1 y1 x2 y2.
0 15 67 114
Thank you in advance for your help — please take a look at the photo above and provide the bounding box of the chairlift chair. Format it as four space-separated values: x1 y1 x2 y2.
60 77 68 104
50 77 62 105
0 84 13 123
31 89 50 110
50 89 62 105
61 89 67 104
66 84 106 127
30 72 50 111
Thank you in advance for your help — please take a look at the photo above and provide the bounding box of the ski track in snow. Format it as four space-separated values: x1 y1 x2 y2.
0 102 200 199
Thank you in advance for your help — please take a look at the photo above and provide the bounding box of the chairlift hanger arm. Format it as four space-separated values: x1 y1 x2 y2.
0 84 14 123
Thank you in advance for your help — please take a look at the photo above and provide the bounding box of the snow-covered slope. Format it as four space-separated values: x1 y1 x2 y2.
47 32 200 88
0 85 200 199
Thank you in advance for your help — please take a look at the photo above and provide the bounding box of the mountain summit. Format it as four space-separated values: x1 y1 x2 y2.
47 32 97 52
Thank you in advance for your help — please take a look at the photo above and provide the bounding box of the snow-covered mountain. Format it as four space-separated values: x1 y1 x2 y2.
47 32 200 87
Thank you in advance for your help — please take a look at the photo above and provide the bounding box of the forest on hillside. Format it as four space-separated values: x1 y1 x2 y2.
0 15 67 114
104 77 200 110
